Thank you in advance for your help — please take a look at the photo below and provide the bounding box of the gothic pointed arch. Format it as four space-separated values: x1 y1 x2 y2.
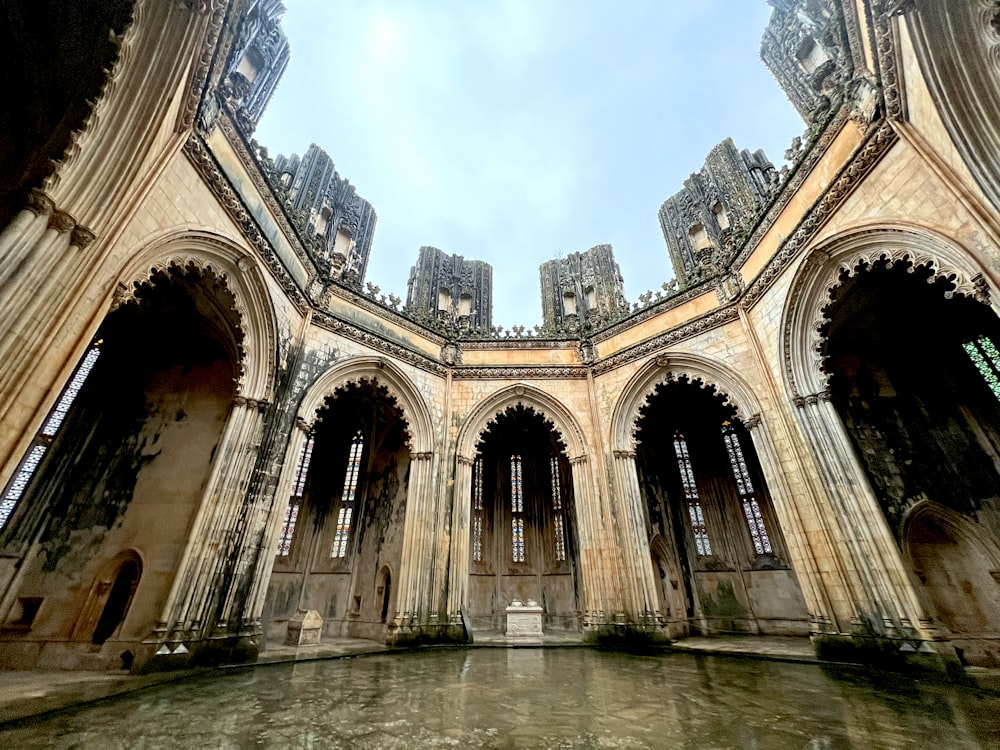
456 384 587 463
781 223 994 399
611 352 764 452
296 357 434 453
112 228 279 402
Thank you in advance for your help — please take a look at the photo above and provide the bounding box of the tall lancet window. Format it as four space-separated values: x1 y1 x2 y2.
331 431 364 558
722 423 772 556
550 455 566 562
673 432 712 556
277 433 314 556
472 456 484 563
963 335 1000 401
1 339 102 530
511 454 525 563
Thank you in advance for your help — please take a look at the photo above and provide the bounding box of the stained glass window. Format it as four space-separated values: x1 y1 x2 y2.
964 335 1000 401
550 455 566 561
512 517 525 563
511 455 525 562
1 340 102 530
277 433 314 556
472 456 484 562
723 423 773 556
331 432 364 558
473 515 483 563
673 432 712 556
510 455 523 513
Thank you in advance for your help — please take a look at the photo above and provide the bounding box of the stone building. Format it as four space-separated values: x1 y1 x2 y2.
1 0 1000 676
406 246 493 331
539 245 628 333
658 139 778 289
271 144 377 288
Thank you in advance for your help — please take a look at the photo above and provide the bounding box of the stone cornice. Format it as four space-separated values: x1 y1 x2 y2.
741 121 898 309
182 132 309 312
592 304 741 376
216 113 322 276
732 106 851 270
590 279 717 345
452 366 588 380
311 309 446 376
179 0 229 132
459 339 580 351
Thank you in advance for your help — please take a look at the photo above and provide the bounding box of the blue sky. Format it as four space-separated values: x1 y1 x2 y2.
256 1 804 328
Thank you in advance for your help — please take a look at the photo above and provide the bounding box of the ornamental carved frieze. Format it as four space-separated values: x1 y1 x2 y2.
452 366 588 380
592 304 741 376
741 122 898 310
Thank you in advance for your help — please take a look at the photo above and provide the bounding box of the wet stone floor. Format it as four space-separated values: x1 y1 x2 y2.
3 648 1000 749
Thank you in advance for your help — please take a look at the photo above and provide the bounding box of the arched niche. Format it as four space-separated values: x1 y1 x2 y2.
113 229 280 402
449 384 592 631
265 376 413 643
631 375 808 636
296 357 434 454
902 502 1000 666
611 352 764 453
456 384 587 464
781 224 993 400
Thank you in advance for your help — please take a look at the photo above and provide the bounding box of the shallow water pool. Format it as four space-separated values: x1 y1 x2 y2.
3 648 999 748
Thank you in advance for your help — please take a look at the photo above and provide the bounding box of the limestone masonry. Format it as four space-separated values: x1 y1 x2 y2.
1 0 999 675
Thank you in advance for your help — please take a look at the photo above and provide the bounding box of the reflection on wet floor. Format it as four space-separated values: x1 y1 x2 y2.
2 648 999 748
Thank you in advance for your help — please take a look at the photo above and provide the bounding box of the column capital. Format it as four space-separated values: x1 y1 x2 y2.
568 454 588 466
410 451 434 462
48 209 76 233
744 413 762 431
26 188 55 216
612 449 637 460
456 454 476 467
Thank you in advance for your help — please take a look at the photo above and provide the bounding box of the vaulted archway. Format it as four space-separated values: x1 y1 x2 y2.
264 379 411 644
633 377 808 637
820 255 1000 664
0 262 243 669
465 405 581 632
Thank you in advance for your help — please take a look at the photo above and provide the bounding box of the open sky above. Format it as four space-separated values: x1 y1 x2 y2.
256 1 805 328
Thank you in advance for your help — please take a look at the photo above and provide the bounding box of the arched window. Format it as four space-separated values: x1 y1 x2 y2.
1 340 102 530
550 455 566 562
472 456 484 562
673 432 712 556
722 423 773 556
331 431 364 558
511 454 525 563
277 433 314 557
963 334 1000 401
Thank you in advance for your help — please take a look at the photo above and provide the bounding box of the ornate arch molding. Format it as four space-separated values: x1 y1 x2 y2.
297 357 435 454
111 229 279 401
908 0 1000 212
456 384 587 462
610 353 763 452
782 224 993 398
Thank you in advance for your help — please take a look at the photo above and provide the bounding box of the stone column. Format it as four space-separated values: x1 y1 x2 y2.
610 449 661 625
742 413 838 635
152 395 267 645
391 451 436 634
446 454 475 625
567 454 610 629
794 390 930 638
243 419 312 627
